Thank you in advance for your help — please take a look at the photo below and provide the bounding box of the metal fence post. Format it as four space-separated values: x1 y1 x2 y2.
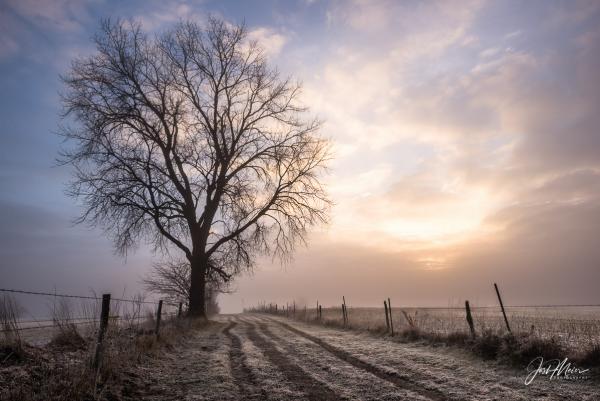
494 283 511 333
388 298 394 336
384 300 390 332
93 293 111 368
465 300 476 337
155 300 163 338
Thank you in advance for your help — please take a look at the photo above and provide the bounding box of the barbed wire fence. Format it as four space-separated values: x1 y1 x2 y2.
0 287 186 366
246 284 600 350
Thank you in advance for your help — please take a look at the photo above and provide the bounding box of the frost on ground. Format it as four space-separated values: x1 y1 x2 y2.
241 316 429 401
117 314 598 401
120 321 238 401
260 315 599 401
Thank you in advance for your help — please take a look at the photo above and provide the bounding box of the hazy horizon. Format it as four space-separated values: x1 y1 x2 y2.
1 0 600 314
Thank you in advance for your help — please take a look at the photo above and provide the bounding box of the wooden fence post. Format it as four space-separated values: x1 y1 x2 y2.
93 293 111 368
319 305 322 321
177 302 183 318
465 300 476 338
384 300 390 332
343 296 348 326
155 300 163 338
388 297 394 336
293 301 296 318
494 283 511 333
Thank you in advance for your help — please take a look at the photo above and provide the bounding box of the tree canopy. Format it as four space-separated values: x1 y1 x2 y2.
61 17 330 316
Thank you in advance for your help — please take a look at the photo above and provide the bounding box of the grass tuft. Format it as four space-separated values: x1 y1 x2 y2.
579 344 600 367
472 330 502 359
399 327 423 341
1 295 23 365
48 327 87 351
499 334 564 366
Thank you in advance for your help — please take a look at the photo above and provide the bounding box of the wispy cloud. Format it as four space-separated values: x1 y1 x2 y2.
248 27 288 57
4 0 88 32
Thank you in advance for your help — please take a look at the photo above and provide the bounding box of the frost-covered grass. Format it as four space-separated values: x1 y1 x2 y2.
285 305 600 353
0 314 201 401
261 314 600 401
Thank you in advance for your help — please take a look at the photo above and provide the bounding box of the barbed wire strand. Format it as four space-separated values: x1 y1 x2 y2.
0 288 180 307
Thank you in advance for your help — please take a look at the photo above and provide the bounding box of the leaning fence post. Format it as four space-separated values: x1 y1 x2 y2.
494 283 511 333
465 300 476 337
388 298 394 336
177 302 183 318
155 300 163 338
384 300 390 332
93 293 111 368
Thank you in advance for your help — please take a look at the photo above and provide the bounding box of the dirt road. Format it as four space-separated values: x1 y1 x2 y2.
124 314 598 400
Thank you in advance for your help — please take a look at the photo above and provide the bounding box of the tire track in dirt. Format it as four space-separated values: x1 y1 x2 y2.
267 318 448 401
241 317 342 401
223 320 267 400
249 319 431 401
259 317 543 401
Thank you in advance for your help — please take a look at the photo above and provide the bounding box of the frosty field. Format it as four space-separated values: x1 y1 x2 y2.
113 314 598 400
314 305 600 351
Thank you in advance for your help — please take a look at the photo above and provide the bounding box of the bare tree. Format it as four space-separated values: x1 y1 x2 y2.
142 259 227 315
142 260 191 303
61 17 330 317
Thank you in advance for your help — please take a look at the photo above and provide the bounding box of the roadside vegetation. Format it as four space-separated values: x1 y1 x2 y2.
0 294 203 401
256 306 600 375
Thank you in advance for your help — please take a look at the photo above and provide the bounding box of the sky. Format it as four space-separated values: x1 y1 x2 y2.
1 0 600 314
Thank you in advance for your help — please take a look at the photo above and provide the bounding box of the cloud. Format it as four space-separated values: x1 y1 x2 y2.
222 188 600 311
4 0 88 32
284 0 600 285
134 2 203 32
0 32 19 60
248 27 288 57
0 0 98 66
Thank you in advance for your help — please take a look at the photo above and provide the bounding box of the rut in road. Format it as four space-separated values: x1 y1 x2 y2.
240 317 342 401
264 317 448 401
248 318 432 401
223 321 267 400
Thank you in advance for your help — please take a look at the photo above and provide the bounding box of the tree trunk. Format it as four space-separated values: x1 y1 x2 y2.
188 257 207 318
